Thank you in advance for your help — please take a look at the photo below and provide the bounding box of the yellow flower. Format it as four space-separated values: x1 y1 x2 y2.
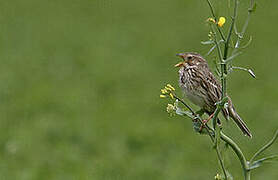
217 17 226 27
160 95 166 98
161 89 168 94
214 173 222 180
166 84 175 91
169 93 174 99
165 86 172 91
166 103 176 115
207 17 216 23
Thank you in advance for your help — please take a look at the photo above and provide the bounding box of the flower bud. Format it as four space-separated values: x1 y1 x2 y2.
217 17 226 27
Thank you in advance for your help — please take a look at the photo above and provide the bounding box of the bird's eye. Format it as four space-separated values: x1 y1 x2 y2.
187 55 193 60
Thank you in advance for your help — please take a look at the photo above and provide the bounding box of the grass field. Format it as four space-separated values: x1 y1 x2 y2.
0 0 277 179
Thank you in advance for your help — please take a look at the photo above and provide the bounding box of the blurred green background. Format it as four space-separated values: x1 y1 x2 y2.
0 0 277 179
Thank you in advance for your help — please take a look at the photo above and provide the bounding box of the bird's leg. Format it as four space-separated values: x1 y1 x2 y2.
202 113 214 124
199 113 214 132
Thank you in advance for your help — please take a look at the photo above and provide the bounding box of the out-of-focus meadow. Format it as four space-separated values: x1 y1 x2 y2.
0 0 277 179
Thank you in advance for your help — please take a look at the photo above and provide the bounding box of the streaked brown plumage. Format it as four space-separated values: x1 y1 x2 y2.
175 52 252 138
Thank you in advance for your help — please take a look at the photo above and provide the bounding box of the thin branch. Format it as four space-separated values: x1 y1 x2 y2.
212 28 223 61
173 94 195 115
215 145 228 179
249 155 278 170
233 0 255 54
173 94 215 142
250 130 278 163
224 0 238 61
220 132 250 180
210 1 240 179
173 94 252 180
212 104 222 129
230 66 256 78
174 94 228 178
206 0 226 41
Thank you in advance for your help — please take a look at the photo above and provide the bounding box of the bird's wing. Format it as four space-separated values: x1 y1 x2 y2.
199 70 230 118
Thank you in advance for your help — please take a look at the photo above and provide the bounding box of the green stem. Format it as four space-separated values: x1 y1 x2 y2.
173 95 215 142
176 93 251 180
220 63 226 98
215 145 228 179
250 130 278 163
233 0 255 54
175 93 252 179
213 27 228 179
245 171 251 180
220 132 250 180
211 26 223 61
173 94 195 115
206 0 226 41
212 105 222 129
218 3 240 179
204 108 228 179
224 0 238 61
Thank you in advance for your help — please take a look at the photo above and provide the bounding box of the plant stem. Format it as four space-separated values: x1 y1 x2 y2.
211 26 223 61
206 2 239 179
206 0 226 41
210 1 239 179
220 132 250 180
215 145 228 179
224 0 238 61
221 1 238 97
203 1 255 179
173 95 215 142
233 0 255 54
211 104 227 179
250 130 278 163
176 93 252 180
173 94 195 115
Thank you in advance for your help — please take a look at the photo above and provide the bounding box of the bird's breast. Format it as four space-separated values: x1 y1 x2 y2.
178 67 206 108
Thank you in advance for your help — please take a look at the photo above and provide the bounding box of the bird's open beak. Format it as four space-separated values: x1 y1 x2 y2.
174 62 184 67
175 53 185 67
176 53 184 57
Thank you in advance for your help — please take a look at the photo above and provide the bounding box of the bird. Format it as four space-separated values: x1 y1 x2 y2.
175 52 252 138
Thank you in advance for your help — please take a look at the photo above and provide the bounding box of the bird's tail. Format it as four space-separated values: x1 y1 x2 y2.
228 103 252 138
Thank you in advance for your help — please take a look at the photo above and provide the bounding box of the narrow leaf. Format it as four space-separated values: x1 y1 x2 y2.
207 44 216 55
176 107 194 118
201 40 214 45
248 69 256 78
240 36 253 49
249 155 278 170
250 130 278 163
225 52 242 63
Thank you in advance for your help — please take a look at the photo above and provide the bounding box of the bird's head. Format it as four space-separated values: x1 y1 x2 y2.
175 52 206 67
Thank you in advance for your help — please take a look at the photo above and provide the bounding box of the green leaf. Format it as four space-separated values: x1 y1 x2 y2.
230 66 256 79
207 44 217 55
250 130 278 163
175 107 194 118
248 69 256 78
249 155 278 170
224 52 242 63
201 40 214 45
240 36 253 49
